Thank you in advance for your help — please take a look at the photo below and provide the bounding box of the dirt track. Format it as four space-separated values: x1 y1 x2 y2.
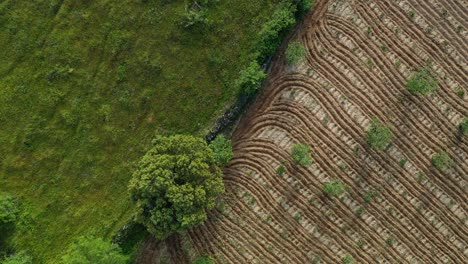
137 0 467 263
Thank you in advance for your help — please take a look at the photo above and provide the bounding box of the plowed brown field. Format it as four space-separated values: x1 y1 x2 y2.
137 0 467 263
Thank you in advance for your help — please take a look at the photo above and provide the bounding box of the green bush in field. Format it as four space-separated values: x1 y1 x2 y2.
292 143 312 166
366 118 392 149
431 151 454 171
286 41 307 65
1 252 33 264
128 135 224 240
297 0 316 17
323 179 345 197
407 68 438 95
209 135 233 166
459 117 468 136
237 61 266 94
61 237 127 264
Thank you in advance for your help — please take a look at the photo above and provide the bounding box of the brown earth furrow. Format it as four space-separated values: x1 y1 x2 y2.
241 106 468 260
272 79 468 228
228 149 396 262
223 172 338 263
402 0 467 56
270 67 464 204
230 141 419 262
374 0 468 84
234 114 464 262
321 16 467 142
234 136 450 262
351 3 468 113
301 30 468 201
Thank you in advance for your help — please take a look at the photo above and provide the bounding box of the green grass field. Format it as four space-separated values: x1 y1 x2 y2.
0 0 281 262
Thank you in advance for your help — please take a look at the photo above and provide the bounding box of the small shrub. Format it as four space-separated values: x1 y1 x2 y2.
406 68 438 95
276 165 286 176
399 159 407 167
285 41 307 65
355 206 365 217
193 256 213 264
366 118 392 149
296 0 315 18
209 135 233 166
363 191 376 204
323 179 345 197
237 60 266 94
292 143 312 166
455 88 465 98
459 117 468 136
386 236 396 246
431 151 454 171
343 254 354 264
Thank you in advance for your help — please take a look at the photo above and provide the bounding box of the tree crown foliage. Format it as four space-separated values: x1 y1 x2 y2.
128 135 224 240
366 118 392 149
237 60 266 94
193 256 214 264
406 68 438 95
292 143 312 166
61 236 127 264
431 152 454 171
0 193 20 227
209 135 233 166
285 41 307 65
323 179 346 197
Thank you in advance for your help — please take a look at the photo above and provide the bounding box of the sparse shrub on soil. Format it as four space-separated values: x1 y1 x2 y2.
193 256 214 264
209 135 233 166
363 191 377 204
237 60 267 94
61 236 127 264
128 135 225 240
431 151 454 171
292 143 312 166
406 68 439 95
455 88 465 98
342 254 354 264
276 165 286 176
366 118 393 149
459 118 468 136
1 252 33 264
323 179 346 197
286 41 307 65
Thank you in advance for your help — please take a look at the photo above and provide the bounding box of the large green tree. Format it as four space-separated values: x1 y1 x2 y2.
61 237 127 264
128 135 225 240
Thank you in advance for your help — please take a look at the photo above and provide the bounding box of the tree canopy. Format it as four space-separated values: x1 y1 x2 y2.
323 179 346 197
285 41 307 65
128 135 225 240
1 252 32 264
61 236 127 264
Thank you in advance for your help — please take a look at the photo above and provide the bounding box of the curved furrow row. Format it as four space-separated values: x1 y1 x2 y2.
320 16 467 147
230 140 422 262
350 3 468 114
400 0 467 56
264 75 467 211
223 169 339 263
374 0 468 84
301 28 468 201
239 102 466 260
